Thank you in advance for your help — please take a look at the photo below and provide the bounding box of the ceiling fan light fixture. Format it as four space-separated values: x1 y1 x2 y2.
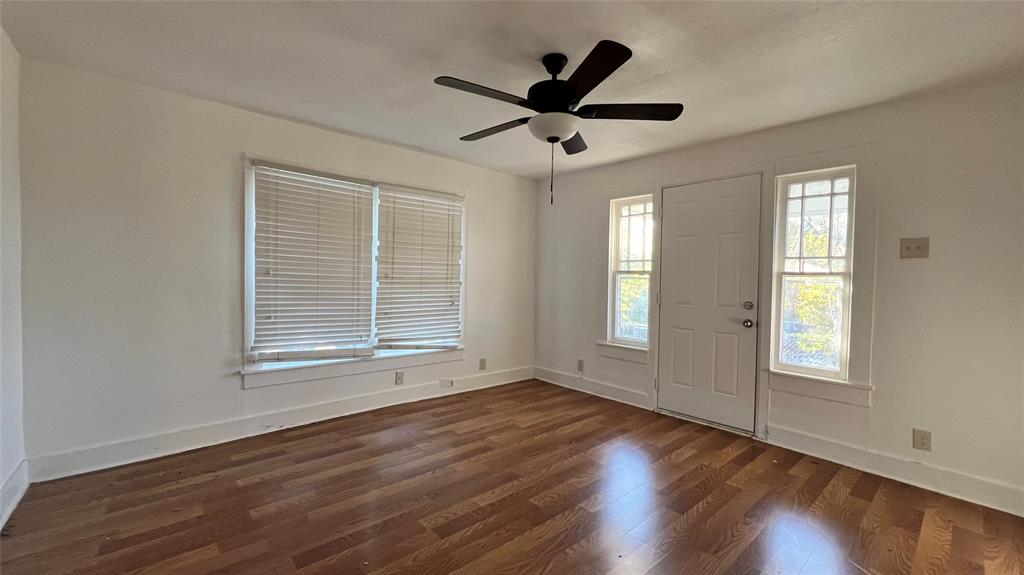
527 112 579 143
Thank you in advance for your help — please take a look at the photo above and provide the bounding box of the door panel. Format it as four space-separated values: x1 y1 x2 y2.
657 174 760 432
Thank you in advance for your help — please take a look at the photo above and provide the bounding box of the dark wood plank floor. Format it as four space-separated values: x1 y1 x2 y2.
2 380 1021 574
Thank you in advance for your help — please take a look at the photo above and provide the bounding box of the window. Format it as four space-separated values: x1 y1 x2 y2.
772 166 855 380
245 161 464 364
609 195 654 347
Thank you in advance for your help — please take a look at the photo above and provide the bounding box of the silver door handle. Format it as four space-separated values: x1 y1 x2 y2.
743 301 754 310
742 319 754 328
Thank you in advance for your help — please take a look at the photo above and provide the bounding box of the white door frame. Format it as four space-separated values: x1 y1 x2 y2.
651 171 766 437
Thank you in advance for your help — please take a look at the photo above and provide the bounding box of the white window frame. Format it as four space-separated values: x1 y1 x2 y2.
771 165 856 382
243 159 466 369
608 194 654 348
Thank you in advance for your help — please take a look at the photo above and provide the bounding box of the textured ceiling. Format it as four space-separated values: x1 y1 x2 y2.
2 1 1022 178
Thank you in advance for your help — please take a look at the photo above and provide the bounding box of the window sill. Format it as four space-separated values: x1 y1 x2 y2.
768 369 873 407
596 341 649 364
241 347 464 389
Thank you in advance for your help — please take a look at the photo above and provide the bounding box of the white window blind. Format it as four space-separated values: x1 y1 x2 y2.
249 163 375 361
376 185 464 348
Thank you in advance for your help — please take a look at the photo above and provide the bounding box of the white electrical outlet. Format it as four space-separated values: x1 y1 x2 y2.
577 359 584 372
912 428 932 451
440 378 454 388
395 371 404 386
478 358 487 371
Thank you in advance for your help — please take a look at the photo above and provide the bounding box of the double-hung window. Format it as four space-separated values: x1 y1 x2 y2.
609 195 654 347
245 161 464 365
772 166 855 380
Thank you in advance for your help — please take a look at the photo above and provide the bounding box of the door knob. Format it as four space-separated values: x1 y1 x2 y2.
742 319 754 328
743 301 754 310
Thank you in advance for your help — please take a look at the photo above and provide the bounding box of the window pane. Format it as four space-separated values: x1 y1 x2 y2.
615 273 649 343
645 201 653 213
834 178 849 194
630 202 643 215
644 213 654 262
618 216 628 265
829 259 846 272
628 214 644 260
786 199 801 257
801 196 831 257
788 183 802 198
804 180 831 196
831 194 848 257
784 259 800 272
779 275 843 372
620 206 629 217
803 258 828 272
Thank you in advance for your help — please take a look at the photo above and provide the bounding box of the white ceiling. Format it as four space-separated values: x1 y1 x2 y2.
3 1 1021 179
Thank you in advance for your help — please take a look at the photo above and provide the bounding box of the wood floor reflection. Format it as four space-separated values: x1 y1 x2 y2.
2 380 1021 574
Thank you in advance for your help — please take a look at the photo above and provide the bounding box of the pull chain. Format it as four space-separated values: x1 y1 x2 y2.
549 142 555 205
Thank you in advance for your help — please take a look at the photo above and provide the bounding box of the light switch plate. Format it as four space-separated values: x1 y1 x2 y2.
577 359 584 372
900 237 930 259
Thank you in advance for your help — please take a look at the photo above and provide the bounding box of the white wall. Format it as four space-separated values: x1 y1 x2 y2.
19 59 537 479
535 73 1024 514
0 29 28 525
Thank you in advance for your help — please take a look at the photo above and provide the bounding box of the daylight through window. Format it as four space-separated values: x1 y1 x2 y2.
772 166 855 380
609 196 654 347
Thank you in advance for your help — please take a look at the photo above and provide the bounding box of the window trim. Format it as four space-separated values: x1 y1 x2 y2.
608 194 654 348
243 157 466 370
770 165 856 382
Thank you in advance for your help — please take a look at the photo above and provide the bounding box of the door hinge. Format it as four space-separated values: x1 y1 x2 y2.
654 377 659 390
656 291 661 306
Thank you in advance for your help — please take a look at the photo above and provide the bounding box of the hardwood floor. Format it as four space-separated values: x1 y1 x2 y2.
2 380 1021 575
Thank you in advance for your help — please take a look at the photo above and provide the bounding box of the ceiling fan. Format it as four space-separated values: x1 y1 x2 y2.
434 40 684 157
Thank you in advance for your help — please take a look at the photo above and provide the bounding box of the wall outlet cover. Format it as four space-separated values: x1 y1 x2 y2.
577 359 584 372
900 237 930 259
478 358 487 371
912 428 932 451
440 379 454 388
395 371 404 386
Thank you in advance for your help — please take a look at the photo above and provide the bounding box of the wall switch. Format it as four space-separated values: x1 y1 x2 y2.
478 358 487 371
394 371 404 386
912 428 932 451
577 359 584 372
440 378 454 388
900 237 930 259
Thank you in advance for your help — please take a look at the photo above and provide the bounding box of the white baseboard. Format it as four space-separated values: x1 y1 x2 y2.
30 366 535 482
766 424 1024 518
534 366 652 410
1 459 30 527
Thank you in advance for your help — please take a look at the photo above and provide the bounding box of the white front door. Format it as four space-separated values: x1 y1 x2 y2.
657 174 760 432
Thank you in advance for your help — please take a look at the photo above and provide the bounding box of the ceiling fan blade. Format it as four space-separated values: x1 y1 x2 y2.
565 40 633 106
561 132 587 155
576 103 683 121
435 76 538 112
460 118 530 141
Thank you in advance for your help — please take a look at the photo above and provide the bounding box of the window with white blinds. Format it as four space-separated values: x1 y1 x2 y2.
248 164 376 362
245 161 465 364
376 186 464 348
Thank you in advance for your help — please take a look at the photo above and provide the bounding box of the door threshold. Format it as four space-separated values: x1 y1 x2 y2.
655 408 755 438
